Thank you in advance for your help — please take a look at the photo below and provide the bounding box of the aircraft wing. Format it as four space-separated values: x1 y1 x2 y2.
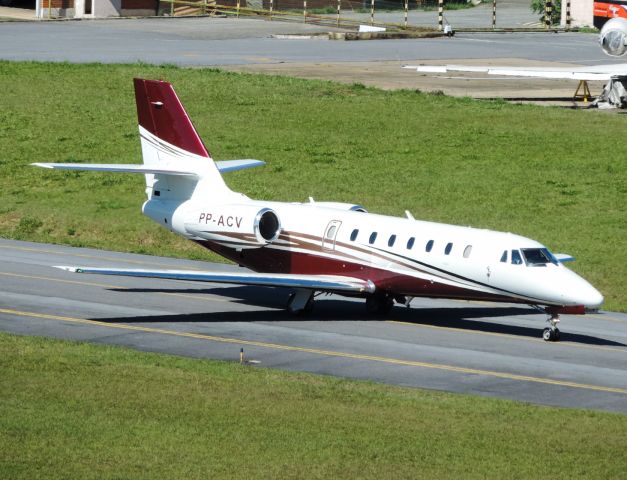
55 266 375 294
402 63 627 81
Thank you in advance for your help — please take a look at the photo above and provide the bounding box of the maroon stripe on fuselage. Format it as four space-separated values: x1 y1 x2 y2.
194 239 521 304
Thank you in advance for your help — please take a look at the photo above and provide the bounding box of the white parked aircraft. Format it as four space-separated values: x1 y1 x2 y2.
403 18 627 107
34 78 603 342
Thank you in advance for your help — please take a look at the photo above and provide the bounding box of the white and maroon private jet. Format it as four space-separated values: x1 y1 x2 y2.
34 78 603 342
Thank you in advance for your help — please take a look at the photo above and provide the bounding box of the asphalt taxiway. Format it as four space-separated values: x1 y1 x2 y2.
1 238 626 413
1 14 625 103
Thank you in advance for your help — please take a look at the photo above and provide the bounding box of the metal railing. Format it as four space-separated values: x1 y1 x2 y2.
158 0 571 33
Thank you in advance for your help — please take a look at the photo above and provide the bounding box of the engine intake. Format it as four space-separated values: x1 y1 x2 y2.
600 18 627 56
254 208 281 243
185 204 281 248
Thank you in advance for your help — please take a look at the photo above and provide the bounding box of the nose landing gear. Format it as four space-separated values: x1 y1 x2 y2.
543 313 561 342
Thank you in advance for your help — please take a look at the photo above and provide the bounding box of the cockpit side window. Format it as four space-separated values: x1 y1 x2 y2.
500 250 508 263
511 250 523 265
521 248 558 266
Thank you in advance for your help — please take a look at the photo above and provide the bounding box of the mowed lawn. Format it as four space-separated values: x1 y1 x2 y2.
0 61 625 309
1 332 626 479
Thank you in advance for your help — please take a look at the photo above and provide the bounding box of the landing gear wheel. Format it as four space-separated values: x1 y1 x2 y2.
543 312 561 342
365 294 394 315
542 327 561 342
302 296 314 315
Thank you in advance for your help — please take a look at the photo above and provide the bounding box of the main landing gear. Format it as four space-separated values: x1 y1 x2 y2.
286 290 406 317
286 289 315 315
543 313 561 342
365 293 394 315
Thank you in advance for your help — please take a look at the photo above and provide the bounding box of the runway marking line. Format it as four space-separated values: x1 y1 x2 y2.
2 307 626 397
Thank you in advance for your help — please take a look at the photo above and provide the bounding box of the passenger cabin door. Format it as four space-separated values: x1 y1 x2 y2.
322 220 342 251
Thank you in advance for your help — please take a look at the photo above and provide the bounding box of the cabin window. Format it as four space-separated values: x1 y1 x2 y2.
511 249 523 265
388 234 396 247
426 240 434 252
444 242 453 255
350 229 359 241
369 232 377 244
407 237 415 250
500 250 508 263
463 245 472 258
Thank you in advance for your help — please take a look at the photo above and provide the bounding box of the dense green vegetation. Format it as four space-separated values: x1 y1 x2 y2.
0 61 624 309
1 332 625 479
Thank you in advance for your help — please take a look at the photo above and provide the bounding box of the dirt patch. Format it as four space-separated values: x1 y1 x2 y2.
224 58 606 107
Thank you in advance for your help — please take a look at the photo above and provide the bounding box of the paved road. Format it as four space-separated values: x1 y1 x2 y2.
2 16 623 102
1 239 626 413
0 17 621 66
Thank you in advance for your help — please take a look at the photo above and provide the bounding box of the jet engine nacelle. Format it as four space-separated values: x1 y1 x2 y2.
185 205 281 247
600 18 627 56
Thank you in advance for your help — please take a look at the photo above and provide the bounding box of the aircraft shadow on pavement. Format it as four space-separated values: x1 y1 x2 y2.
104 286 625 348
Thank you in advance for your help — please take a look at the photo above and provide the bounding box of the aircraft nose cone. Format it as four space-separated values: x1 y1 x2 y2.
582 285 604 309
563 270 604 308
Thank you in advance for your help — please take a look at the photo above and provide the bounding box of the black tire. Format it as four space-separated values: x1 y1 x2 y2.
366 294 394 315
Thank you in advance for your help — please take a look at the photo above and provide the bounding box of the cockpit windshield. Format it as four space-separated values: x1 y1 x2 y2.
521 248 558 266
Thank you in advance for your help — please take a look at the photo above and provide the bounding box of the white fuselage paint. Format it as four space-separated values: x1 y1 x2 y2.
144 196 604 309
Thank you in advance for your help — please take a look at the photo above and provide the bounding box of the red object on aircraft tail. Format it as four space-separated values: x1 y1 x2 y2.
133 78 210 158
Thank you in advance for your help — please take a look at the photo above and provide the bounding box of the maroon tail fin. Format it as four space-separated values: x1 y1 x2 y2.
133 78 210 158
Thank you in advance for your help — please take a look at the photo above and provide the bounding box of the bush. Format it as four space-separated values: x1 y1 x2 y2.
531 0 561 25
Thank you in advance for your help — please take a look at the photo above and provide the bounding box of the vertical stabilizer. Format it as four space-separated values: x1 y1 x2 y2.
134 78 210 158
133 78 230 201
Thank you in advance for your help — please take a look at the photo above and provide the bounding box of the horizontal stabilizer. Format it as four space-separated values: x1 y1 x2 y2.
554 253 575 263
215 159 265 173
55 266 376 294
33 161 265 176
32 163 198 177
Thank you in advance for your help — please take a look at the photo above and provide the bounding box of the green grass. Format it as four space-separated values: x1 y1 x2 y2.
0 61 625 310
1 332 625 479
